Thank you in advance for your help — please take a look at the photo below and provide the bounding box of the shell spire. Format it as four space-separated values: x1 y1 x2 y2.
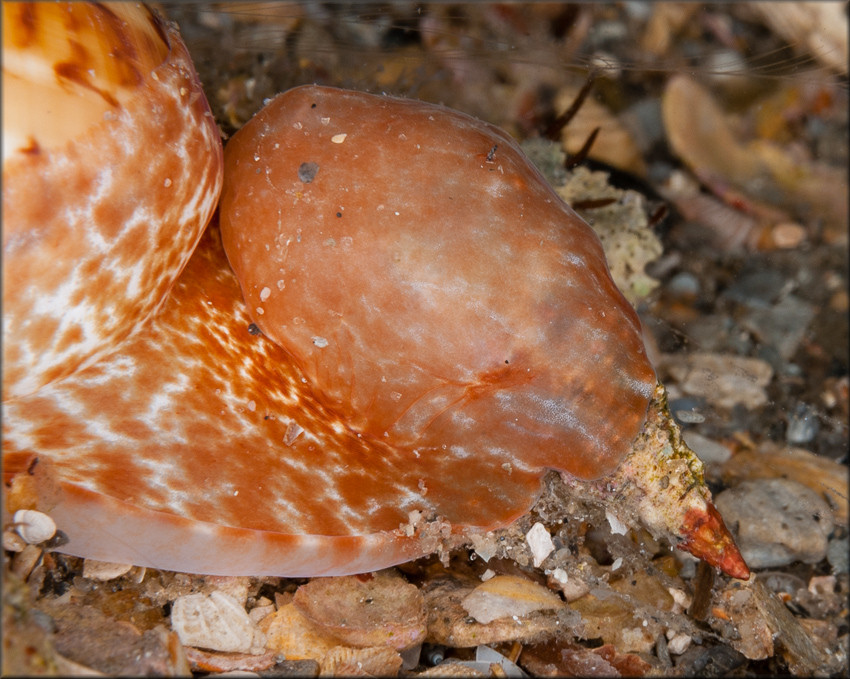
680 501 750 579
562 383 750 580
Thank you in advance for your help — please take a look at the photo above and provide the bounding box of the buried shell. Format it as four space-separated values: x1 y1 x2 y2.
3 58 746 576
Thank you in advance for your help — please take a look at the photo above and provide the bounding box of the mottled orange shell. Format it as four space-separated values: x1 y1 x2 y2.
1 2 223 399
221 85 656 481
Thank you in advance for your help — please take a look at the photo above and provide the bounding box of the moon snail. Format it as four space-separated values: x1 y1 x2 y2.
2 4 748 580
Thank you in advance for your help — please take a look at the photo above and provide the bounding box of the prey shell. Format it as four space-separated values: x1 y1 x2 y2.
220 85 656 480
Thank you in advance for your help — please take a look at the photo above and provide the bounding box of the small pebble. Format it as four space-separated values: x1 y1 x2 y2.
675 408 705 424
771 222 806 249
741 294 816 361
3 529 26 552
829 289 849 312
722 269 785 308
663 352 773 410
666 631 692 655
669 396 707 422
13 509 56 544
621 97 665 153
82 558 133 581
549 568 568 585
666 271 701 300
715 478 834 568
827 537 848 574
786 402 820 445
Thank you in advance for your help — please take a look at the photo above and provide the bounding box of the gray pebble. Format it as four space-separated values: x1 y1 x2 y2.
667 271 701 299
786 402 820 445
827 537 849 574
682 431 731 465
741 294 816 361
722 269 785 308
715 478 834 569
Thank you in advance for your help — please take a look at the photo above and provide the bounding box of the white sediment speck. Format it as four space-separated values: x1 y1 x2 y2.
606 509 628 535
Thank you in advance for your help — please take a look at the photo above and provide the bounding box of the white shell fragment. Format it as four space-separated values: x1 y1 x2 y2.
461 574 565 624
171 591 266 654
605 509 629 536
525 522 555 568
13 509 56 544
470 533 498 562
549 567 568 585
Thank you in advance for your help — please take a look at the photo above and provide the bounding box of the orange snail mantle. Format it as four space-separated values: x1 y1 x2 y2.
2 3 749 579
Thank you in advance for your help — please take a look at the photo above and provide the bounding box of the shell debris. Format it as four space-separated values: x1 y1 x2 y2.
171 590 266 654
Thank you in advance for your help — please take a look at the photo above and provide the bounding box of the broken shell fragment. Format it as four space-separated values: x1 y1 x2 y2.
526 522 556 568
81 558 134 581
292 571 427 651
170 591 266 654
461 574 566 624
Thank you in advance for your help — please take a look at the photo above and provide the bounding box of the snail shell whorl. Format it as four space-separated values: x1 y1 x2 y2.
2 2 223 400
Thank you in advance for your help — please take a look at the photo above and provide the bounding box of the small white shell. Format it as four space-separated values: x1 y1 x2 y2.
13 509 56 544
